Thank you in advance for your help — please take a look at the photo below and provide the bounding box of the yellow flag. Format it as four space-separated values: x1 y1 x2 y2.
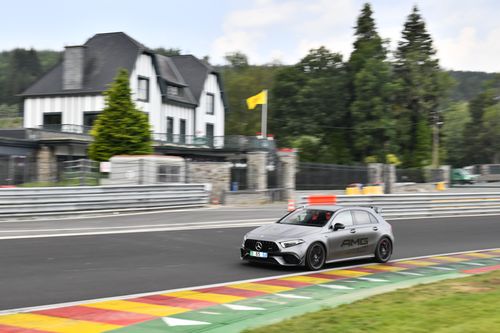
246 90 267 110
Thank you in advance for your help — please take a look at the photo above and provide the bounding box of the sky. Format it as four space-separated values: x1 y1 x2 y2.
2 0 500 72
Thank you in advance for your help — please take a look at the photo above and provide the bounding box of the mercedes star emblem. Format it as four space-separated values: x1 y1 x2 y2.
255 241 263 251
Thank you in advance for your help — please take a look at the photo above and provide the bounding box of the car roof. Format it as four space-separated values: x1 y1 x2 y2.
302 205 376 212
301 205 343 211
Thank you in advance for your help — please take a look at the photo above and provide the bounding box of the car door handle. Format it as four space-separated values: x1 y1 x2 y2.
373 227 378 231
350 229 356 233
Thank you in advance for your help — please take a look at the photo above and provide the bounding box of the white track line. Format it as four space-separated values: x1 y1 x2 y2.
0 247 497 316
0 219 276 240
0 207 221 223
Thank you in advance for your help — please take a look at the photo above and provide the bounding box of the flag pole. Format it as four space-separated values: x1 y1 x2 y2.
261 89 268 138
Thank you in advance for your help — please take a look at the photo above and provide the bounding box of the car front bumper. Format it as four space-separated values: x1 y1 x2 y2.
240 247 304 266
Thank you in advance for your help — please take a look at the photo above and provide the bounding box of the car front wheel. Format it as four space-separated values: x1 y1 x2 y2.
374 237 392 263
305 242 326 270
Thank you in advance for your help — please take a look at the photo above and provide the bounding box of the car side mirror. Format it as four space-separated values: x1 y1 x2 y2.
332 223 345 231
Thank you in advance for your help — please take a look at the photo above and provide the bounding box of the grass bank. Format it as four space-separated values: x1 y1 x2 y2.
244 270 500 333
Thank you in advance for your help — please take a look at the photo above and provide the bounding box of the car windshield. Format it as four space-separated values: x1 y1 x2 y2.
278 208 334 227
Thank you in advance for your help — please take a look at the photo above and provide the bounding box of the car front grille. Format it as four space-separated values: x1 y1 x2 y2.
244 239 279 252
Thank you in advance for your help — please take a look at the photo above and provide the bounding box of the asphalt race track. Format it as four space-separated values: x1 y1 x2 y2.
0 209 499 311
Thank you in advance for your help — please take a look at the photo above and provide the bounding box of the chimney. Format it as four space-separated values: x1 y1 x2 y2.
63 45 86 90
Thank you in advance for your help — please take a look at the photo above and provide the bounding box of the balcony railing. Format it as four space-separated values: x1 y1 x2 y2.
152 133 275 151
35 125 275 151
39 124 92 134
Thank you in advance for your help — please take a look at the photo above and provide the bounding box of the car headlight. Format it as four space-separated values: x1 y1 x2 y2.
279 239 305 248
243 234 248 241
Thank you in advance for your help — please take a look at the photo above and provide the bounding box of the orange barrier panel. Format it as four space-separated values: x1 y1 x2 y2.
307 195 337 205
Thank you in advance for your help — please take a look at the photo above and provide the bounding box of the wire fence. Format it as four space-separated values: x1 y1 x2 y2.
296 162 369 190
0 155 37 185
62 159 100 185
396 168 426 183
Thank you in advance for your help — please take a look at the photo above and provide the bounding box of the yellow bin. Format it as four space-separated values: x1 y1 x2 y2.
346 184 362 195
436 181 446 191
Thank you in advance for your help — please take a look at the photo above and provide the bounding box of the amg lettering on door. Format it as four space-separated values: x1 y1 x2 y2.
341 238 369 247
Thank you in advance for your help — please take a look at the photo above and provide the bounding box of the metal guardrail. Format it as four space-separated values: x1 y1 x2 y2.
0 184 209 217
300 192 500 219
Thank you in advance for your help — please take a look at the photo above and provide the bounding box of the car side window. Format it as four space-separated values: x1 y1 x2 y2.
352 210 372 225
332 211 353 226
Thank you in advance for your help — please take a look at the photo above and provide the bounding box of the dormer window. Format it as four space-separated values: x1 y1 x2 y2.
167 85 182 97
138 77 149 102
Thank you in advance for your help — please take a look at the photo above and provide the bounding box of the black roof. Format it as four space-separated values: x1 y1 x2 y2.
20 32 222 109
21 32 147 96
170 55 227 111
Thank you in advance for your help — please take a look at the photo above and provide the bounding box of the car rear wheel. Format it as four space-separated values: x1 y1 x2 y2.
374 237 392 263
305 242 326 270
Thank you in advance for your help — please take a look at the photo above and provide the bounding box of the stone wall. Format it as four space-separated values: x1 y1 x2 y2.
368 163 384 184
36 145 57 182
277 150 297 200
187 161 231 202
247 151 267 190
383 164 396 194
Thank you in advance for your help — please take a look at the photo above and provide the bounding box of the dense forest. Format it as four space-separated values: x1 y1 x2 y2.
0 4 499 167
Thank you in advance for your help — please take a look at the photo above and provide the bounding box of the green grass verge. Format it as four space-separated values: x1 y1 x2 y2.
0 117 22 128
244 270 500 333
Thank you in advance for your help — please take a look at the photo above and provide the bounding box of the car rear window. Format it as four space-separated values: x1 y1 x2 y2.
278 209 334 227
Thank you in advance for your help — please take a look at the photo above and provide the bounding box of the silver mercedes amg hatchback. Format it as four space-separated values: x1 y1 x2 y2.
240 205 394 270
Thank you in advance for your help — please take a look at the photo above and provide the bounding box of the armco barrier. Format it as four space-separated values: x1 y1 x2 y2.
301 192 500 219
0 184 209 217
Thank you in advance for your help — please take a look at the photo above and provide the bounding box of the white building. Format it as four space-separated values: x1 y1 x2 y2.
21 32 226 143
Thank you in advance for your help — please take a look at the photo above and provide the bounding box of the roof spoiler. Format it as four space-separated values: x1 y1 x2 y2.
368 206 383 214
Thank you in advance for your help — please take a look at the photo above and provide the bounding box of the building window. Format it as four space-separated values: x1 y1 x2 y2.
206 93 214 115
167 85 182 96
166 117 174 142
43 112 62 131
206 123 214 147
180 119 186 144
138 77 149 102
83 112 100 133
157 165 181 183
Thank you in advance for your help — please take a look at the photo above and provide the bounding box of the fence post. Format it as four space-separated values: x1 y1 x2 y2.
383 164 396 194
277 149 297 200
368 163 383 184
247 151 268 191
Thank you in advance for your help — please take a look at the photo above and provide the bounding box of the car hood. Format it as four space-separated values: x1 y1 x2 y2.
246 223 321 241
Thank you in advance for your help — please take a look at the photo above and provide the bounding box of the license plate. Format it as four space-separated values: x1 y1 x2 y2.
249 251 268 258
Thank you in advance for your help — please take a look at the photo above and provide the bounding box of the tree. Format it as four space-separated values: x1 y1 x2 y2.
441 102 470 167
88 69 152 161
220 56 280 136
153 47 182 57
224 51 249 68
1 49 43 105
393 6 451 167
271 47 351 163
348 3 396 162
463 77 500 164
483 103 500 163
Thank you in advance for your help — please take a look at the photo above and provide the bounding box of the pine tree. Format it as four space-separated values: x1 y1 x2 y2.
462 78 500 164
3 49 42 105
414 118 432 167
348 3 395 162
394 6 450 167
88 69 153 161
